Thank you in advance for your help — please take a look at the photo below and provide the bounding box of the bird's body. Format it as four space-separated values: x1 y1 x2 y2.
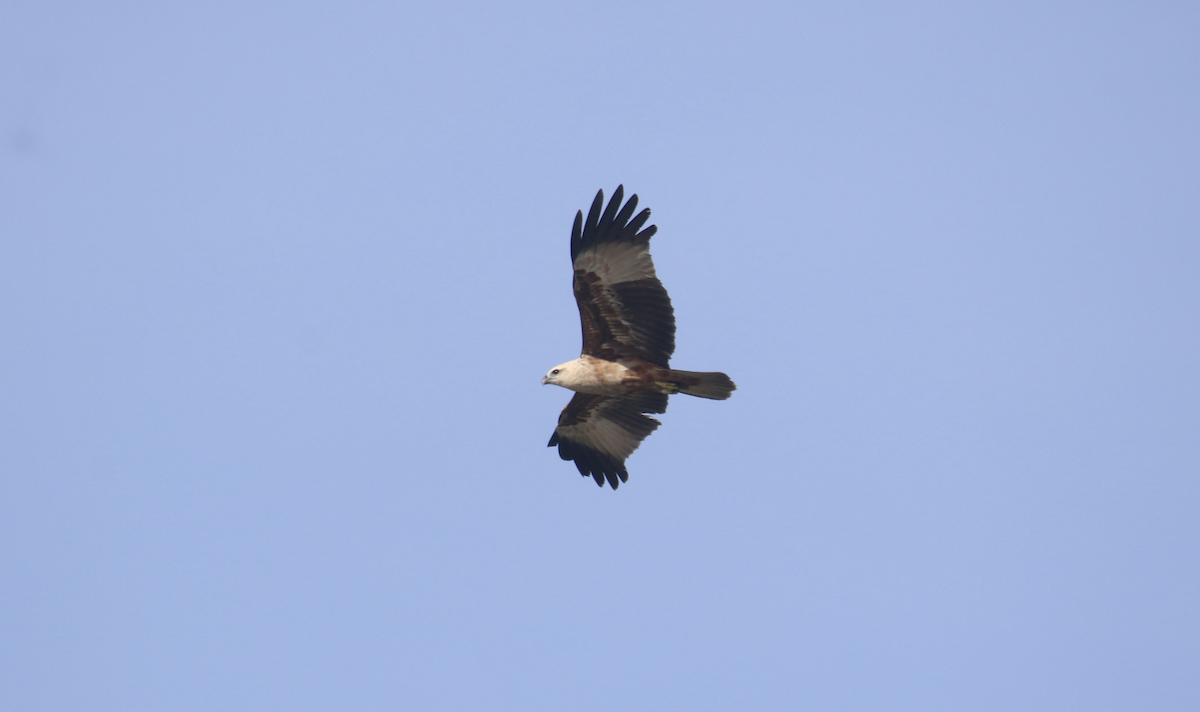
543 355 639 396
544 355 734 399
543 186 735 489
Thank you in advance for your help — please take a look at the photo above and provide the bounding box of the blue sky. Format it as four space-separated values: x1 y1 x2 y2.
2 1 1198 710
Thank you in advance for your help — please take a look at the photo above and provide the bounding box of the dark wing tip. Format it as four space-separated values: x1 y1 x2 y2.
570 211 583 261
581 189 604 246
574 186 658 259
555 437 629 490
613 193 638 238
622 207 653 242
595 185 624 242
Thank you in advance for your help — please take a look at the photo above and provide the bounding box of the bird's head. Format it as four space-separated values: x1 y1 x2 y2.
541 360 576 387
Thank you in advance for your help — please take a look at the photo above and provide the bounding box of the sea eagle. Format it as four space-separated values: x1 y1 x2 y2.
543 186 735 489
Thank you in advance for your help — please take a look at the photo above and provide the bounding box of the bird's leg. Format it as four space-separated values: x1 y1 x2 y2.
654 381 680 395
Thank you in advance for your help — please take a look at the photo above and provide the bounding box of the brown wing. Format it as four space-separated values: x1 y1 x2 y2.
570 186 675 368
547 391 669 489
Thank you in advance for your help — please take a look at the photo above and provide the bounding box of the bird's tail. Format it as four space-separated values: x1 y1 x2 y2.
661 370 737 400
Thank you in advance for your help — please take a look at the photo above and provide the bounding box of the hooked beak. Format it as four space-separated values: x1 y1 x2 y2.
541 376 549 385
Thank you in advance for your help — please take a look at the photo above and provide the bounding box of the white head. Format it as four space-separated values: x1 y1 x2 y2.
542 359 580 388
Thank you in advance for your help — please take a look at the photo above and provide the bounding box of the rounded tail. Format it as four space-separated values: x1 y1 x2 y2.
664 370 736 400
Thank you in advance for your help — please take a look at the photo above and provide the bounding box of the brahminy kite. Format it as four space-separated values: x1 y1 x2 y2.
543 186 735 489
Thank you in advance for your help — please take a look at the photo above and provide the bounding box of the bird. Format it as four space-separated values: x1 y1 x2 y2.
543 185 735 489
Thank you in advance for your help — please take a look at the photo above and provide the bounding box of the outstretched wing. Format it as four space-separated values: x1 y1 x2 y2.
570 186 675 368
547 391 669 489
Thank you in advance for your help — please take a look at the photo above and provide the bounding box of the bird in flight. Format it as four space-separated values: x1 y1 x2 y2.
543 186 735 489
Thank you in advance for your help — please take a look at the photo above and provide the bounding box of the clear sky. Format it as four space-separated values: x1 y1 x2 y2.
2 1 1197 710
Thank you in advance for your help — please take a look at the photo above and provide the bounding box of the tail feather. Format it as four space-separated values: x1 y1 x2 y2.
664 370 736 400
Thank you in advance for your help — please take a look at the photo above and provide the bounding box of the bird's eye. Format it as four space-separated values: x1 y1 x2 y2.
551 369 560 375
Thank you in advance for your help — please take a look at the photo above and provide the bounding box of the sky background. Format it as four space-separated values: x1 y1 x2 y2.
2 1 1198 710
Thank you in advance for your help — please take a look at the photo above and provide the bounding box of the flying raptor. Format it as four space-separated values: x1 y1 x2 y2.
543 186 735 489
